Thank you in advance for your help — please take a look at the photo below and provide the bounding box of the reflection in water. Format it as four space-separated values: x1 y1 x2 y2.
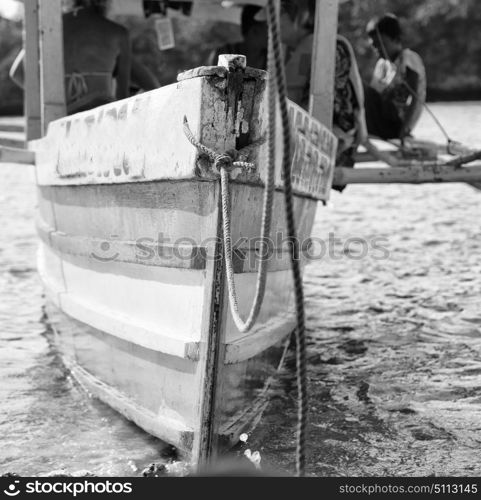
1 103 481 476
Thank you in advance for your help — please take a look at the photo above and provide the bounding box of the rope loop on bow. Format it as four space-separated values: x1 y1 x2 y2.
183 113 274 335
183 116 257 175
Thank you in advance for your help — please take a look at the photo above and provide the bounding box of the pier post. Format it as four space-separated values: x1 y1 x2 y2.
24 0 41 140
38 0 66 135
309 0 339 129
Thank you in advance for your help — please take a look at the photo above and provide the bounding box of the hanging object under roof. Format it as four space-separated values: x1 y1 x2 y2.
110 0 265 19
0 0 23 21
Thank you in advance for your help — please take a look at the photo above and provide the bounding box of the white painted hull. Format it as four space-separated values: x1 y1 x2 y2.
32 65 335 462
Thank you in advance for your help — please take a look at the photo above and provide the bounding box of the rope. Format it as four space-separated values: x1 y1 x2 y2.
183 111 275 334
266 0 308 478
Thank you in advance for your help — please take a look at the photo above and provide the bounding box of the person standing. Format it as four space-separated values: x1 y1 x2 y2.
61 0 131 113
10 0 132 115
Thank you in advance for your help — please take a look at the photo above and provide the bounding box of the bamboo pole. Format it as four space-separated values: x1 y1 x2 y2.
334 164 481 185
309 0 339 128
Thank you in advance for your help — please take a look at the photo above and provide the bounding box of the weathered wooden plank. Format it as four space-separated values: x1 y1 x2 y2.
56 252 206 335
177 66 228 81
38 0 66 133
334 164 481 185
37 220 208 271
39 252 204 360
32 78 217 185
37 181 219 246
39 217 311 276
61 289 200 360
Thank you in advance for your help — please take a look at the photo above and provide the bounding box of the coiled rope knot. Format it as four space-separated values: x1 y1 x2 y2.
213 153 235 172
183 116 257 175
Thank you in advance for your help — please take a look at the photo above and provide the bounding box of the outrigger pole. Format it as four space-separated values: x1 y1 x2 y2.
334 162 481 185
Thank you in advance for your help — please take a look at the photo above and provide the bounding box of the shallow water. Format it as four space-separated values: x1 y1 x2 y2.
1 103 480 476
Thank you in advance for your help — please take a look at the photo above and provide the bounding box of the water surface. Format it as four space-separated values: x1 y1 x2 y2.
1 103 480 476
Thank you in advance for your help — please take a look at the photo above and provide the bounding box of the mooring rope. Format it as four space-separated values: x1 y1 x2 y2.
183 108 275 334
266 0 308 478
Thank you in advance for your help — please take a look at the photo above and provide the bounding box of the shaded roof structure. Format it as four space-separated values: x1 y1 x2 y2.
0 0 267 22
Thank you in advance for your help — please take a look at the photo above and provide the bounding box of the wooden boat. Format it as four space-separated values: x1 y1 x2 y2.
32 64 336 462
16 0 338 465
